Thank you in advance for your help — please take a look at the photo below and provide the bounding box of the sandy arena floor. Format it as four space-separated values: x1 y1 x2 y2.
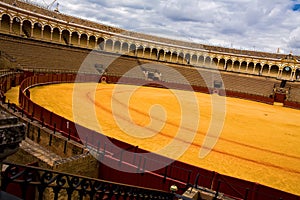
6 83 300 195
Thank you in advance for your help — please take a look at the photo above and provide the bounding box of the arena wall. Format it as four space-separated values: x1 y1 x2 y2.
1 71 296 199
0 0 300 199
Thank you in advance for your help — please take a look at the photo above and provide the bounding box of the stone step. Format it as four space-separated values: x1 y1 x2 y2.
20 138 62 166
0 109 19 126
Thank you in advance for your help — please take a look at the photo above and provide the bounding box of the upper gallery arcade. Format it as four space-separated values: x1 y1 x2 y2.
0 0 300 81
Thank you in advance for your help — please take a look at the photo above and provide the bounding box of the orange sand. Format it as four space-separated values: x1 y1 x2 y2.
6 83 300 195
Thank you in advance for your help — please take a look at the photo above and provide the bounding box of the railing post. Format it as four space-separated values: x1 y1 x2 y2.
31 111 34 122
49 112 53 126
0 162 2 190
37 128 41 143
187 170 192 186
53 123 56 134
97 141 100 154
101 143 106 161
68 128 71 141
163 166 168 183
49 134 53 146
41 117 44 127
213 180 221 200
194 173 200 189
137 155 142 173
64 140 67 154
119 150 124 167
27 122 31 138
142 157 146 174
85 136 88 148
244 188 249 200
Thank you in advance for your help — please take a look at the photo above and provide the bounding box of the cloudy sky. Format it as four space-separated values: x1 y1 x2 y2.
30 0 300 54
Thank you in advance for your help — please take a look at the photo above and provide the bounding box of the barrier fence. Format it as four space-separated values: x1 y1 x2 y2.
0 71 298 200
18 73 101 143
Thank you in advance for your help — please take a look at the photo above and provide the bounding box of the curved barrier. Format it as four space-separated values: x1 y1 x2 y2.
284 101 300 109
18 73 101 143
14 72 299 200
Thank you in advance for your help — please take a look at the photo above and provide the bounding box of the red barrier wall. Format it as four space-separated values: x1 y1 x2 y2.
12 73 299 199
284 101 300 110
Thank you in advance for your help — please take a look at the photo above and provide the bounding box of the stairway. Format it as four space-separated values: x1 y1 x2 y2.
20 138 62 166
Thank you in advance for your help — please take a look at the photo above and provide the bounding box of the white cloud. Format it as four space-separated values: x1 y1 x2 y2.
29 0 300 54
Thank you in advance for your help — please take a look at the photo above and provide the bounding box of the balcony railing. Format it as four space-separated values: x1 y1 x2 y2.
1 162 175 200
0 161 176 200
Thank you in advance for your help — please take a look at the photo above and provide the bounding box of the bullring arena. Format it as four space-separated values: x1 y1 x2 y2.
1 0 300 200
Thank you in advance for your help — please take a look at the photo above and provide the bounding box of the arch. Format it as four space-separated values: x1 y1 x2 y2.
105 39 113 52
1 14 11 32
191 54 198 65
114 41 121 53
198 55 205 66
219 58 226 70
129 44 136 56
178 52 184 64
269 65 279 77
52 27 60 43
33 22 42 39
61 29 70 45
164 51 172 62
295 68 300 80
88 35 96 49
97 37 105 50
12 17 21 36
136 45 144 57
43 25 52 40
185 53 191 65
212 58 218 68
152 48 158 60
254 63 262 75
240 61 247 72
261 64 270 76
144 47 151 59
158 49 165 61
204 56 211 67
233 60 240 71
225 59 233 71
247 62 255 73
71 31 79 45
22 20 32 38
170 51 178 63
80 33 88 47
121 42 129 53
281 66 292 80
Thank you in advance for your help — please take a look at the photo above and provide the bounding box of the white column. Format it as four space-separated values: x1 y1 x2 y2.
31 24 34 37
278 69 282 78
120 42 123 52
69 33 72 44
245 63 249 72
86 36 89 48
268 67 271 75
41 26 44 39
59 31 62 42
9 19 13 33
78 35 81 46
50 29 53 41
19 22 22 35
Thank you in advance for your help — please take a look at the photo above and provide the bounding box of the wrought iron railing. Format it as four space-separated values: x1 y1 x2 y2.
1 162 176 200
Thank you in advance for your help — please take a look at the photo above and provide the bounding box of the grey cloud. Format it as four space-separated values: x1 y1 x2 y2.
29 0 300 54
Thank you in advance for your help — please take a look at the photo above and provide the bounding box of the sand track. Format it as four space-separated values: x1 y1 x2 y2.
9 83 300 195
